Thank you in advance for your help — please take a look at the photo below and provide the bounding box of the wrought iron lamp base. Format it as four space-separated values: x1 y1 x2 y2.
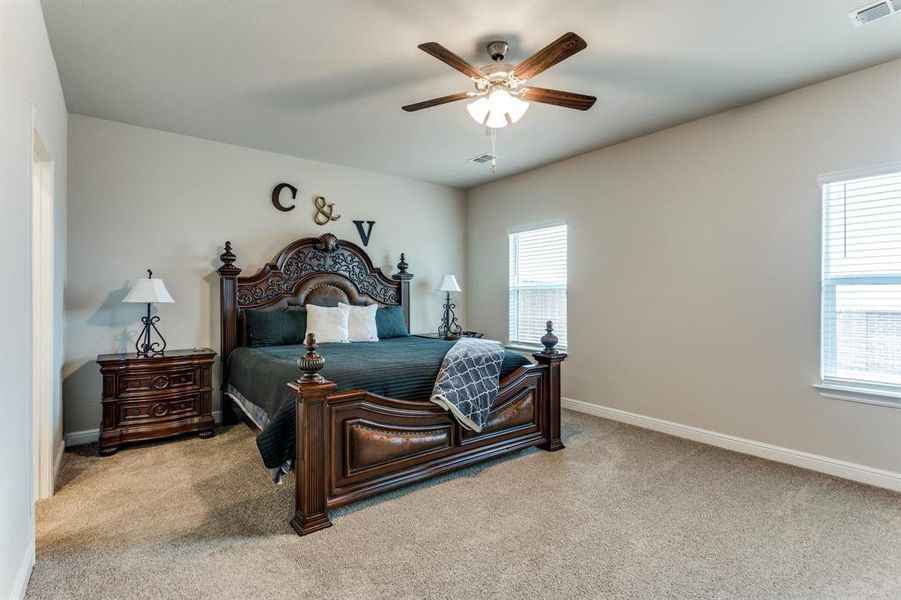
437 292 462 340
136 302 167 358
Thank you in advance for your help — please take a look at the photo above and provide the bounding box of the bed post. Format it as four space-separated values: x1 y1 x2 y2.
289 333 337 536
392 253 414 333
217 241 241 425
533 321 566 452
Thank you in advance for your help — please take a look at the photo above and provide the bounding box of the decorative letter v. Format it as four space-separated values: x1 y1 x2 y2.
353 220 375 247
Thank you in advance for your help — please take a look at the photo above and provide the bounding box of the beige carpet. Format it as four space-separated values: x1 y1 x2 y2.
29 411 901 599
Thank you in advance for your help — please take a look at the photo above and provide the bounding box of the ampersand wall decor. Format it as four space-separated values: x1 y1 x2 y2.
312 195 341 226
271 183 297 212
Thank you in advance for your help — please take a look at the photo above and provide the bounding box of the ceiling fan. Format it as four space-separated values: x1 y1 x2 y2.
402 32 596 128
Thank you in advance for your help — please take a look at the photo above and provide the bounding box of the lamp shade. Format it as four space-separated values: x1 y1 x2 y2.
438 274 462 293
123 277 174 304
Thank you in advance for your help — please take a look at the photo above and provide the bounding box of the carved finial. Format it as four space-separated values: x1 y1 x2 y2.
540 320 559 355
392 252 413 282
315 233 339 252
297 333 326 383
220 241 236 266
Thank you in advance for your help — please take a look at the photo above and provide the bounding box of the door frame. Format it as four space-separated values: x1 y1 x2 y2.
31 107 56 500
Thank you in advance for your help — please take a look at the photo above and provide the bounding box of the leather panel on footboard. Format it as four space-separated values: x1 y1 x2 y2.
324 366 548 509
458 367 544 447
328 391 459 497
346 420 453 474
459 388 535 440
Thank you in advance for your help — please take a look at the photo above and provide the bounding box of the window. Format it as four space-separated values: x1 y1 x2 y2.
822 170 901 392
509 224 567 348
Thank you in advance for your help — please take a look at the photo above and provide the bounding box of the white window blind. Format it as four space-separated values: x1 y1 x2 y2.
509 224 567 348
822 171 901 389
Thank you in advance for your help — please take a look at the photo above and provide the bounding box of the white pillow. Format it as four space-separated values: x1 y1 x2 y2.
339 303 379 342
305 304 350 343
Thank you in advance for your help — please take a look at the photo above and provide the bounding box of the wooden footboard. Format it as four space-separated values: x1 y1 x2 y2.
289 328 566 536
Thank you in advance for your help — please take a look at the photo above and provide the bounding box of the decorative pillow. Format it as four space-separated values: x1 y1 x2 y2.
339 303 379 342
375 305 409 339
305 304 350 343
245 309 306 347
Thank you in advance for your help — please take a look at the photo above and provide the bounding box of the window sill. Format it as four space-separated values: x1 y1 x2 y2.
506 343 542 353
813 382 901 409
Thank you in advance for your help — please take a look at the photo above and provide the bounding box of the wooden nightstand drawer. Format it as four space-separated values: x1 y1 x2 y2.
118 367 200 397
97 348 216 454
118 392 200 426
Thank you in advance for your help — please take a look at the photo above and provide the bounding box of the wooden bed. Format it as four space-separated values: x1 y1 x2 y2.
217 233 566 535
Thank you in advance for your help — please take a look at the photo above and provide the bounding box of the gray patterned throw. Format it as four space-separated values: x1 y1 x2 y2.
430 338 505 432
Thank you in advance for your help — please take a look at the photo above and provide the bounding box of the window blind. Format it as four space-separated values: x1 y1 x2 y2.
509 224 567 348
822 171 901 388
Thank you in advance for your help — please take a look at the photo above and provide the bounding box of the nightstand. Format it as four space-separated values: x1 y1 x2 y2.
96 348 216 455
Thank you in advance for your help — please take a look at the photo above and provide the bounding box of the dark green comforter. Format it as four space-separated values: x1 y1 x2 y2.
226 337 531 468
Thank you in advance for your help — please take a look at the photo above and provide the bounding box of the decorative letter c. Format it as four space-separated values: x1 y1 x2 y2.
272 183 297 212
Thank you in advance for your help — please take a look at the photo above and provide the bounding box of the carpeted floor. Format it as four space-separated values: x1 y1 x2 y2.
29 411 901 599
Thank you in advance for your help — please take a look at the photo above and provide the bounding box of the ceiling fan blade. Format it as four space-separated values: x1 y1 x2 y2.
402 92 472 112
522 87 596 111
513 32 587 81
418 42 486 79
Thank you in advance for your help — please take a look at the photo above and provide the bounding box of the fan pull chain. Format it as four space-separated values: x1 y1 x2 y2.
490 127 497 174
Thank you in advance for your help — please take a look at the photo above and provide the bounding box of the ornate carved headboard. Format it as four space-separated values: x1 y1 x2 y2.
216 233 413 364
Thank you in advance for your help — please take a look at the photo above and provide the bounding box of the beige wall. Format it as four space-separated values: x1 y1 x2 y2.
64 115 465 434
1 0 68 597
466 60 901 473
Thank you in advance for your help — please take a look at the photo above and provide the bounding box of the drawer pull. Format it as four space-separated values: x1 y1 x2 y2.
150 375 170 390
150 402 169 417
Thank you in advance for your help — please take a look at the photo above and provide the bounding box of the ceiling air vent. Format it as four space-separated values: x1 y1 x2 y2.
470 153 496 164
849 0 898 25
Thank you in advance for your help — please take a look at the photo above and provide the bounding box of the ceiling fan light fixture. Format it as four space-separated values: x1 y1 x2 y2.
404 34 595 135
466 96 490 124
507 96 530 123
485 109 508 129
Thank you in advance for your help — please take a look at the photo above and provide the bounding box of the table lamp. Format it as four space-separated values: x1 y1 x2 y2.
123 269 174 357
437 274 462 340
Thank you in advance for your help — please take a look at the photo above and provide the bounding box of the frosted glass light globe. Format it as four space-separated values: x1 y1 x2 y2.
487 88 513 114
485 109 508 129
507 96 530 123
465 97 489 124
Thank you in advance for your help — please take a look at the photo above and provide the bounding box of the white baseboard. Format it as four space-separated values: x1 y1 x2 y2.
9 538 35 600
64 410 223 448
53 440 65 487
562 397 901 493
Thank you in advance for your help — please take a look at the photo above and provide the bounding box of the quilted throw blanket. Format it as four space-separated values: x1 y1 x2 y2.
430 338 505 432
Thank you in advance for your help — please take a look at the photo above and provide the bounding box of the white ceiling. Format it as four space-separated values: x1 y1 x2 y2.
42 1 901 189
